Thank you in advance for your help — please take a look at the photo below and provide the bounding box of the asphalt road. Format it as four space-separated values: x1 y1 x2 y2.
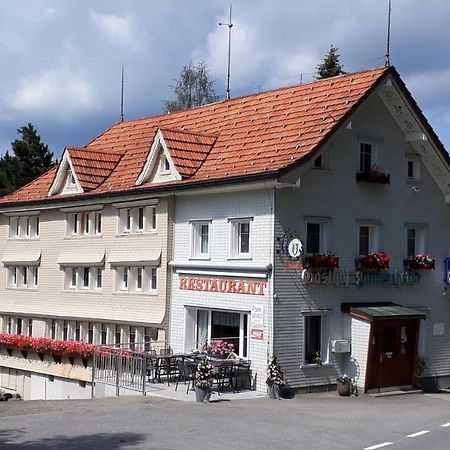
1 392 450 449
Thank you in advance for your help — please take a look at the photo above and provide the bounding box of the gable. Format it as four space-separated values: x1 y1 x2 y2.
48 149 83 196
136 128 217 185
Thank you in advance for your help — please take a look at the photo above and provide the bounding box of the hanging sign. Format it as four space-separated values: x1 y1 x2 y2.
287 238 303 258
250 304 264 340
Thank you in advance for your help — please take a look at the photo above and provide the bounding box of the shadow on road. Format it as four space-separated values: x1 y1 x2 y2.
0 429 145 449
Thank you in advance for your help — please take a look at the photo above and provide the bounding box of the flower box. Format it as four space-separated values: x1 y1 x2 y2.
356 170 390 184
305 253 339 270
404 255 435 271
357 252 390 270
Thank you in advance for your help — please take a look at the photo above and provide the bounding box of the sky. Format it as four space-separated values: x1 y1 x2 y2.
0 0 449 158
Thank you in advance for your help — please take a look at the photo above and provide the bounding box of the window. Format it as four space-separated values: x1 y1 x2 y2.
305 218 330 254
114 266 159 294
118 206 157 234
7 317 12 334
83 268 90 288
229 218 252 258
63 321 68 340
357 222 380 255
51 320 56 340
75 322 81 341
160 154 170 173
17 318 22 335
7 266 38 289
151 268 157 291
71 268 78 288
9 215 40 239
313 155 323 168
406 226 425 256
136 267 143 290
191 309 249 357
27 319 33 337
191 221 210 258
129 327 136 350
359 142 373 173
88 322 94 344
101 324 107 345
115 327 121 346
137 207 144 231
304 313 328 365
407 159 420 181
306 223 320 254
96 268 102 289
66 210 102 237
66 266 103 291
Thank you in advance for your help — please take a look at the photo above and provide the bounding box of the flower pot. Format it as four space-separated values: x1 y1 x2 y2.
337 381 351 396
195 387 210 403
268 384 280 399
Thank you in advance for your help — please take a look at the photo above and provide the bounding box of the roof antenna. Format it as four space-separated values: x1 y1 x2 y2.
385 0 392 67
120 64 125 122
219 5 233 100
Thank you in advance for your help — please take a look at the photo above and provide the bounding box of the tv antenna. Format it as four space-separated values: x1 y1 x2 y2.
219 5 233 100
385 0 392 66
120 64 125 122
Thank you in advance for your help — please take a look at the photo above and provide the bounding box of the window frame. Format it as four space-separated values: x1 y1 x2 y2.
190 220 211 259
357 220 380 256
405 225 426 256
304 217 331 255
303 312 329 366
229 217 253 259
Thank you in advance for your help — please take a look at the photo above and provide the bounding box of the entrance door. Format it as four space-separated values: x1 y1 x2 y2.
366 319 420 391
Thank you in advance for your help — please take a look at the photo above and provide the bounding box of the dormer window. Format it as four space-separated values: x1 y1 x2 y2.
69 172 76 186
160 154 171 174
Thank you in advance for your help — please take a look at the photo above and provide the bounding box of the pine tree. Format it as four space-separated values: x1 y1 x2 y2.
315 45 346 79
0 123 54 195
164 61 220 112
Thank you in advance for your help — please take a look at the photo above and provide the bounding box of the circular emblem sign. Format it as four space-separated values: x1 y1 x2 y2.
287 238 303 258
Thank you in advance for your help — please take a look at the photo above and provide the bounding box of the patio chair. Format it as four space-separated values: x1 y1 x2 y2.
213 362 236 392
159 354 179 385
175 359 196 394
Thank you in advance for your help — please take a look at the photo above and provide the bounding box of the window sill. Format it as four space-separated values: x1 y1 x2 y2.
7 237 40 241
405 178 422 184
116 231 157 237
112 291 158 296
63 289 103 294
64 235 102 240
227 256 252 261
301 363 332 369
189 256 211 261
6 287 38 292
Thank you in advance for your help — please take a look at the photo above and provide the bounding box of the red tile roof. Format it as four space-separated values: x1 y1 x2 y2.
159 128 217 178
67 146 124 191
0 67 393 205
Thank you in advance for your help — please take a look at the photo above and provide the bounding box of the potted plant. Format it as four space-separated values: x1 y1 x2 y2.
204 340 235 359
305 252 339 271
266 356 285 399
336 374 352 396
194 358 214 403
356 166 390 184
358 252 390 270
405 254 435 271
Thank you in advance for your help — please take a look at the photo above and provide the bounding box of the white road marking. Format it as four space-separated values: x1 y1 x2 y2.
406 430 430 437
441 422 450 427
364 443 393 450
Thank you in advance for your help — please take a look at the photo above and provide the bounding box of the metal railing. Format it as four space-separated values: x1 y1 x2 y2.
92 341 169 396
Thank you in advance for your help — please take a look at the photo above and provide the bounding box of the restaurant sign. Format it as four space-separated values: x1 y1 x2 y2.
301 269 420 286
179 277 267 296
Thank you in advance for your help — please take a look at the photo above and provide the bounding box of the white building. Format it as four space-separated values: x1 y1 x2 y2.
1 66 449 397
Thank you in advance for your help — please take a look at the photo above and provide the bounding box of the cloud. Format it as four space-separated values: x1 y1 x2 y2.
90 9 141 51
7 65 98 120
405 69 450 108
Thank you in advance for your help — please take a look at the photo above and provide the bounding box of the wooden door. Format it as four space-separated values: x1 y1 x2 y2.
365 319 420 391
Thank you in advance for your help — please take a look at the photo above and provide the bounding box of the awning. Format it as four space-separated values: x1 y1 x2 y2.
341 302 427 321
57 249 105 267
109 249 161 267
2 249 41 266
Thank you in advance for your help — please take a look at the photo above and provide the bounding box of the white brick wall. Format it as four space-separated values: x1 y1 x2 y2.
170 189 275 392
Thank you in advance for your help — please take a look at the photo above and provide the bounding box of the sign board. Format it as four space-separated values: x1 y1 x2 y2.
250 304 264 340
433 323 444 336
445 259 450 284
287 238 303 258
179 277 267 296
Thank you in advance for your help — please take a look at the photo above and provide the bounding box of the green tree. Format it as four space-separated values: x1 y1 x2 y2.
0 123 54 195
315 45 346 79
164 61 220 112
